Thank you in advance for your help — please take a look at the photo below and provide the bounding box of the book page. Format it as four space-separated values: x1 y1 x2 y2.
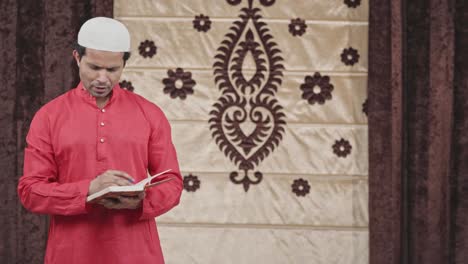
86 169 174 203
136 169 172 187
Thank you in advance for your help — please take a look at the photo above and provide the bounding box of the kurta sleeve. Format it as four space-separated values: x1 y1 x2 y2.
17 108 91 215
140 107 183 220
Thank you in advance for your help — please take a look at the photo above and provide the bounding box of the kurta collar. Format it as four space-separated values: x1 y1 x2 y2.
76 82 121 108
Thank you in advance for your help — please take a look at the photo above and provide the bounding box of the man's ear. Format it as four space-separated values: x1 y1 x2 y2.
72 50 81 67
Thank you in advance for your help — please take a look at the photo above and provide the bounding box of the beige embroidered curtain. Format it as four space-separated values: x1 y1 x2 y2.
114 0 368 263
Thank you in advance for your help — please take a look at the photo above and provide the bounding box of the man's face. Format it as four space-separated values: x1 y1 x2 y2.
73 48 124 99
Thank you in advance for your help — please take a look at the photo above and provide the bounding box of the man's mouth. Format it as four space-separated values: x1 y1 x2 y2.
93 86 108 93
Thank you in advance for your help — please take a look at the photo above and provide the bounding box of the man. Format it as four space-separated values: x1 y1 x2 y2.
17 17 183 264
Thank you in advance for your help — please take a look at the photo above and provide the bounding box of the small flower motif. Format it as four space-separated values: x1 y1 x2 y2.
333 138 352 158
193 14 212 32
362 99 368 116
138 40 157 58
292 178 310 197
344 0 361 8
119 80 134 92
226 0 242 5
162 68 196 100
300 72 334 105
341 47 360 66
288 18 307 37
260 0 275 6
184 174 201 192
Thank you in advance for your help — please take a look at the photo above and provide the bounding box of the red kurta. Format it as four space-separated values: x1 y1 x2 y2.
18 82 183 264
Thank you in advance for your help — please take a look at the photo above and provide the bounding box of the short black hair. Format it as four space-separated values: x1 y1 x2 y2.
74 42 131 65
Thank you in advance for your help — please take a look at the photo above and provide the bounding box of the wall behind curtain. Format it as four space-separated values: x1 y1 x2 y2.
114 1 369 263
0 1 112 263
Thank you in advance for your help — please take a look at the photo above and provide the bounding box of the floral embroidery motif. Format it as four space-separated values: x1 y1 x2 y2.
162 68 196 100
193 14 212 32
184 174 201 192
119 80 134 92
333 138 352 158
300 72 334 105
226 0 242 5
292 178 310 197
288 18 307 37
138 40 157 58
227 0 275 6
344 0 361 8
362 99 368 116
259 0 275 6
341 47 360 66
210 0 285 192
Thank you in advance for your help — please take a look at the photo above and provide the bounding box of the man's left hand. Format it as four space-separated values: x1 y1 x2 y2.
98 192 145 209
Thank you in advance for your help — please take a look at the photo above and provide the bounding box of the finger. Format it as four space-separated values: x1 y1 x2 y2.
102 176 133 187
100 201 114 208
120 194 144 202
106 202 127 210
105 204 122 209
118 197 142 209
118 196 139 203
114 178 133 186
106 170 135 183
99 200 116 209
98 197 119 206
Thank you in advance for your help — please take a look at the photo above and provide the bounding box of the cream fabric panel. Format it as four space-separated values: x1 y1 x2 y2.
115 0 368 263
158 226 368 264
114 0 368 21
117 70 367 124
116 20 368 71
158 176 368 226
168 123 368 175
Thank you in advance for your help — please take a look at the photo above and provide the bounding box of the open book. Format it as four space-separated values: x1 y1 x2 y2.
86 169 174 203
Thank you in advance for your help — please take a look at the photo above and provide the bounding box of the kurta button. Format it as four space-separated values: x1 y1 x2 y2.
100 138 105 143
101 109 106 113
100 122 105 126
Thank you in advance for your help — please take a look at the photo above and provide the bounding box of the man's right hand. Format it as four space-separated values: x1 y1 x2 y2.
88 170 135 196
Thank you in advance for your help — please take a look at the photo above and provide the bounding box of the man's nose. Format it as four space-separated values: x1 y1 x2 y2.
96 70 108 82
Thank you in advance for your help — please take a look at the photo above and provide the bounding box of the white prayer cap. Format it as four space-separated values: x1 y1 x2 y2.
78 17 130 52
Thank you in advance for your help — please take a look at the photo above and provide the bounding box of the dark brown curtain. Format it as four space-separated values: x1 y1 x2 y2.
0 1 113 263
369 0 468 264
